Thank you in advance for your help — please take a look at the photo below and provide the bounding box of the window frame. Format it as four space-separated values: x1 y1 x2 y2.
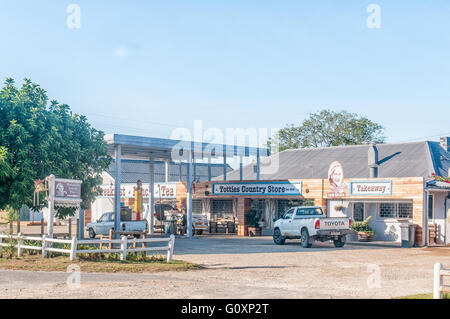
377 202 413 220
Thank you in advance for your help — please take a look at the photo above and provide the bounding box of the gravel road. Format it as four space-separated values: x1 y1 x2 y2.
1 236 449 299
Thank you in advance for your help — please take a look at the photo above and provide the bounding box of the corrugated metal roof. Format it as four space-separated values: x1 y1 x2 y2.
108 159 232 183
216 141 450 181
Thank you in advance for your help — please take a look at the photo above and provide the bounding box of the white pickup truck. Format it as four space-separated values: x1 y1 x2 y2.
273 206 352 248
86 212 148 238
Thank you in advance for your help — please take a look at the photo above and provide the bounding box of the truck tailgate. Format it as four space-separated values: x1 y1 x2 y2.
319 218 350 230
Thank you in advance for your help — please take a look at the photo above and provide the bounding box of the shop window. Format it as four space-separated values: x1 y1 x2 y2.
379 203 412 219
212 200 233 219
353 203 364 222
192 200 203 214
398 203 413 218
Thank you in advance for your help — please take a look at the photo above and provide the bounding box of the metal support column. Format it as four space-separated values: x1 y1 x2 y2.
239 155 243 181
114 145 121 239
187 151 193 238
208 156 212 181
78 207 84 240
223 145 227 181
256 148 260 181
165 159 169 182
148 156 155 235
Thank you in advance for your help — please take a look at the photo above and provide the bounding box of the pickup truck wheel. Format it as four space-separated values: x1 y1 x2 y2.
273 229 285 245
301 229 312 248
333 237 345 248
88 228 96 239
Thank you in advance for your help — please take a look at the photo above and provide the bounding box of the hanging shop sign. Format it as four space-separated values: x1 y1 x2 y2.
327 161 347 198
99 183 177 199
350 181 392 196
212 181 302 196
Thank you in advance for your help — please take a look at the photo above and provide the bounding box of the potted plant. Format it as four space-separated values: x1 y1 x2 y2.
351 216 375 241
247 209 262 236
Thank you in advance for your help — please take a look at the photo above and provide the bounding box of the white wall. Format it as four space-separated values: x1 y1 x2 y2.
90 197 114 222
429 192 450 245
328 200 404 242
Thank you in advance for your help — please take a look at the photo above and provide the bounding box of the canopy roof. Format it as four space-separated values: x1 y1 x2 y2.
105 134 270 160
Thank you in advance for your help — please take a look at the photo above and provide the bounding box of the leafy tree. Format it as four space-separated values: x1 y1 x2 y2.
0 78 111 219
272 109 385 151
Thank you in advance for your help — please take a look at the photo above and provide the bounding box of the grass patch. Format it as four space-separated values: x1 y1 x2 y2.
394 292 450 299
0 255 201 273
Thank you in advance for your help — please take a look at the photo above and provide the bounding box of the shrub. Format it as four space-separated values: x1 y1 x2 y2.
351 216 374 233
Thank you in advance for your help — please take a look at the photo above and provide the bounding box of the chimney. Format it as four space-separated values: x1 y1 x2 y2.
440 137 449 152
368 141 379 178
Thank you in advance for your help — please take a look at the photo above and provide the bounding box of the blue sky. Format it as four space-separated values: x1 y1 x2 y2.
1 0 449 144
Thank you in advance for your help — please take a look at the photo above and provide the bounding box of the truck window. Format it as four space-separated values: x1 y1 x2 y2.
295 208 323 217
283 209 294 219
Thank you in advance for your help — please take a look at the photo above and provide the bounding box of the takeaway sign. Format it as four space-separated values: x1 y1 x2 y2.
212 182 302 196
350 181 392 196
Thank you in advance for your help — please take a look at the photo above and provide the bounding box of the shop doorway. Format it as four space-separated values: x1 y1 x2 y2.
353 202 365 222
250 199 266 226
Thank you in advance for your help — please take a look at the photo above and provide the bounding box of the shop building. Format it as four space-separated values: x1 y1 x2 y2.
193 138 450 246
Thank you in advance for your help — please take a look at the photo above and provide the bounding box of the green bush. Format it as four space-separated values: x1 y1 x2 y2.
351 216 374 233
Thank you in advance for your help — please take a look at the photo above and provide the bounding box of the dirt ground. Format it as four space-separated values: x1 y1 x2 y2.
1 235 450 299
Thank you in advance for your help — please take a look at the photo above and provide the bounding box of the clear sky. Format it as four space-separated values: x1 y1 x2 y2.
1 0 449 145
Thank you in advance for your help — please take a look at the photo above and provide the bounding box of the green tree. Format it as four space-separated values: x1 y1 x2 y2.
272 109 385 151
0 78 111 219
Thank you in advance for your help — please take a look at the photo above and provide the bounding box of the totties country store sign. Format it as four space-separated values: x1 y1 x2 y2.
99 183 177 199
212 182 302 196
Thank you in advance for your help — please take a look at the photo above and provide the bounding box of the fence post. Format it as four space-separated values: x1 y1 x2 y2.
69 236 77 261
434 262 443 299
167 234 175 262
68 218 72 239
0 231 3 254
109 229 113 250
120 236 128 261
40 218 44 236
42 235 47 258
17 232 23 257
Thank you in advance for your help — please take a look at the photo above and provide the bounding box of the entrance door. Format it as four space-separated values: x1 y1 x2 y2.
353 202 365 222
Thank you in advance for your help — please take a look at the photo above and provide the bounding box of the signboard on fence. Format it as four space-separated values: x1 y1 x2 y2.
54 179 82 200
212 181 302 196
99 183 177 199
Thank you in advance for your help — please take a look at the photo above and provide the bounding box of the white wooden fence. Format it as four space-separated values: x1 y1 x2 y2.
434 262 450 299
0 232 175 262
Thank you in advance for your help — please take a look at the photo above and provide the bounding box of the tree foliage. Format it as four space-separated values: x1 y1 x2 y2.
0 78 111 218
272 109 385 152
